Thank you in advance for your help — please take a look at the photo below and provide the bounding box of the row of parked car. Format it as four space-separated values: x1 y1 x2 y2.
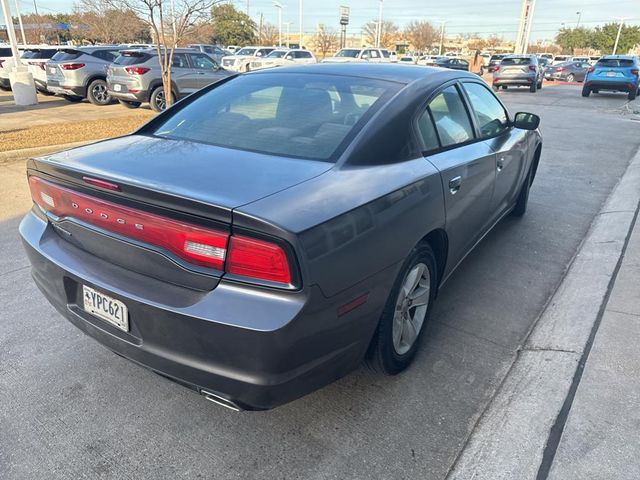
0 43 322 111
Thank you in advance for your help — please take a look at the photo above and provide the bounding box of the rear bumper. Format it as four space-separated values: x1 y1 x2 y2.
20 211 388 410
493 75 536 86
47 80 87 98
108 89 148 102
585 79 637 92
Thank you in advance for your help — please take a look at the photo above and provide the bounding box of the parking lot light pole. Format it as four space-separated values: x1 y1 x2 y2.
376 0 383 48
438 21 447 55
299 0 303 47
576 11 582 28
612 18 626 55
0 0 37 105
274 1 283 47
13 0 26 45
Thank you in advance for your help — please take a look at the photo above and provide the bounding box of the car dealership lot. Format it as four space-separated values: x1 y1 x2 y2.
1 84 639 479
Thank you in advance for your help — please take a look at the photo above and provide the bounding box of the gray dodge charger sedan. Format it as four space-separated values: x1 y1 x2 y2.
20 64 542 410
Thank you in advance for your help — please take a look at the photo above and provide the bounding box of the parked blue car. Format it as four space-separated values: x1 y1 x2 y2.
582 55 640 100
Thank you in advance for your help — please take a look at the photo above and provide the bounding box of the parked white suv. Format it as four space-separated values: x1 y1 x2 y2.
322 48 390 63
249 49 316 70
221 46 275 72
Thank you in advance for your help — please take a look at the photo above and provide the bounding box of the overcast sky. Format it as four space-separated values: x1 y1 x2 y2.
14 0 640 41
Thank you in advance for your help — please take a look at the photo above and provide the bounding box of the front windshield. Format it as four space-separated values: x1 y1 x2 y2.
152 73 399 161
267 51 288 58
236 48 256 56
335 49 361 58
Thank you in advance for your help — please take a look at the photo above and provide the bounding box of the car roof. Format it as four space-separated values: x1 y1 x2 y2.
600 55 636 60
247 62 476 84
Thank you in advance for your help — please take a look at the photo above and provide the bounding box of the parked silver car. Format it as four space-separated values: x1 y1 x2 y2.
107 48 233 112
22 46 59 95
492 54 543 93
46 46 122 104
322 48 391 63
249 48 316 70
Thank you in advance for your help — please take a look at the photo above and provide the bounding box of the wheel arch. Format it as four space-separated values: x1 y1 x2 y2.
84 74 107 89
418 228 448 290
531 142 542 183
148 80 179 102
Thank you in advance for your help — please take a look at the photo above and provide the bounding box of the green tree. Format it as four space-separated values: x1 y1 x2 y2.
211 3 256 46
593 23 640 54
555 26 592 54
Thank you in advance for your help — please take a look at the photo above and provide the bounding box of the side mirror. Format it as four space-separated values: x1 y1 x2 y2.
362 54 369 60
285 55 293 60
513 112 540 130
256 52 262 57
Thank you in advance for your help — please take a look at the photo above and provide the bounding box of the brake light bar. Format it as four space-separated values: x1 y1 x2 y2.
28 176 293 285
588 66 595 73
125 67 150 75
61 63 85 70
528 65 537 71
39 63 46 70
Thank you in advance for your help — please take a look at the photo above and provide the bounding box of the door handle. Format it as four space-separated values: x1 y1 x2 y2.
197 71 205 75
449 176 462 194
497 157 505 172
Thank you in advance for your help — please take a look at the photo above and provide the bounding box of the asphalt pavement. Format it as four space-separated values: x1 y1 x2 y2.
1 84 639 480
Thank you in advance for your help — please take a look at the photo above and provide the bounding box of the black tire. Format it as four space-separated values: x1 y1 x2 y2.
501 85 508 90
537 78 543 89
582 86 591 97
87 79 112 106
530 81 537 93
566 73 575 82
366 244 438 375
62 94 83 102
593 89 599 94
628 88 637 101
149 86 175 112
492 84 499 92
118 99 141 109
511 164 534 217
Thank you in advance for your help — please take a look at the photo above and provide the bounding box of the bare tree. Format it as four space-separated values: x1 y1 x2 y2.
260 22 279 46
404 20 437 52
105 0 221 108
73 2 149 44
313 24 338 59
485 34 502 49
362 20 398 49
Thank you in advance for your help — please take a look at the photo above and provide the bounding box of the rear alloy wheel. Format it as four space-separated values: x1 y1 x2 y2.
582 86 591 97
629 88 637 101
62 94 83 102
566 73 575 83
118 99 141 109
150 87 175 112
366 244 437 375
87 79 112 106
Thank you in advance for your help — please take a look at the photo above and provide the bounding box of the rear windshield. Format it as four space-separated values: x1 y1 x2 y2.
52 50 82 61
152 73 400 161
236 48 256 56
381 50 391 58
597 58 635 67
501 57 531 65
266 51 288 58
23 49 57 59
335 49 361 58
114 51 153 65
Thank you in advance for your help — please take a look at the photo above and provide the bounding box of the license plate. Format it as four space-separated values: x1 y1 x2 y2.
82 285 129 331
113 84 122 92
49 67 56 74
606 71 617 77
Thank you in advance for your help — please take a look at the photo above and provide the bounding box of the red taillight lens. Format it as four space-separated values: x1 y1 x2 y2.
28 176 295 285
631 68 639 76
61 63 85 70
227 236 291 284
125 67 150 75
556 67 564 72
528 65 537 71
28 176 228 270
588 66 595 73
38 63 46 70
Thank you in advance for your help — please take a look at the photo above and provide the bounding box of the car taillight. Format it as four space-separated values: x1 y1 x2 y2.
632 68 639 76
38 63 46 70
588 66 595 73
556 67 564 72
227 236 291 284
0 59 4 67
528 65 537 71
28 176 294 285
125 67 150 75
61 63 85 70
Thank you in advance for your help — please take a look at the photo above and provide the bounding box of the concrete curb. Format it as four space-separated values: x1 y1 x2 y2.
0 141 92 165
446 147 640 480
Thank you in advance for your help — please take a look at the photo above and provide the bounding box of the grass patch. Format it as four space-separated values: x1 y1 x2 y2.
0 114 154 152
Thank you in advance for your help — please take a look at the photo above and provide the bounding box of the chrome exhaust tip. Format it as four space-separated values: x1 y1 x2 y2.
200 389 242 411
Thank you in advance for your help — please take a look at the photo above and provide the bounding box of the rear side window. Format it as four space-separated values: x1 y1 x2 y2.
462 82 509 138
172 54 188 68
114 51 153 65
501 57 531 65
597 58 635 67
0 47 11 56
93 50 119 62
190 53 217 69
427 85 475 147
52 50 81 61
